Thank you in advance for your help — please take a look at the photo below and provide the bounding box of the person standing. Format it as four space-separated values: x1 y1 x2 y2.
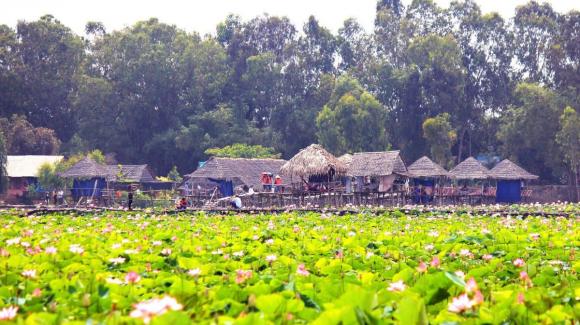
127 186 134 211
57 190 64 205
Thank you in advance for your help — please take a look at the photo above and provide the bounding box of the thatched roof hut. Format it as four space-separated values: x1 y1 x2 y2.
489 159 538 180
280 144 346 179
60 158 156 182
407 156 449 178
338 154 353 169
449 157 490 180
347 151 407 177
59 157 111 179
187 157 286 188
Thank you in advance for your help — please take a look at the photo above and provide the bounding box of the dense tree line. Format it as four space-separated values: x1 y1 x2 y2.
0 0 578 185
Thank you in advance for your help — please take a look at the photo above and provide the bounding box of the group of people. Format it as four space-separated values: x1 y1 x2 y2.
44 190 64 206
261 173 283 192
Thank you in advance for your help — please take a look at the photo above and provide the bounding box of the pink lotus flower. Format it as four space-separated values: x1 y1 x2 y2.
513 258 525 267
69 244 84 254
0 306 18 321
32 288 42 298
109 257 126 265
519 271 533 287
161 248 172 256
387 280 406 292
472 290 484 305
125 271 141 284
21 269 36 278
430 256 440 268
45 246 57 255
6 237 21 246
265 254 277 263
335 250 344 259
459 249 472 258
188 268 201 277
416 261 428 273
0 248 9 257
130 296 183 324
465 277 478 294
448 293 474 313
235 269 253 284
296 264 310 276
519 271 530 281
481 254 493 261
517 292 525 304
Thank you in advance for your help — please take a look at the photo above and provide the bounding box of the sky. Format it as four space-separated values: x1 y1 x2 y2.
1 0 578 36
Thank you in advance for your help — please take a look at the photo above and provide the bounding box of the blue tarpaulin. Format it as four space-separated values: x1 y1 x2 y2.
209 178 234 197
413 179 435 187
71 178 106 200
496 180 521 203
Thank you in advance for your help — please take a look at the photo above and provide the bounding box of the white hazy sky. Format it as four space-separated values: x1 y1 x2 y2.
1 0 578 36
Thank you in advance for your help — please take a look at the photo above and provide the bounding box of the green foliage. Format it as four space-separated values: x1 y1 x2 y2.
498 83 564 181
423 113 456 168
37 162 65 191
0 205 577 323
316 76 389 155
205 143 281 159
557 107 580 172
0 115 61 155
0 3 578 181
167 166 183 183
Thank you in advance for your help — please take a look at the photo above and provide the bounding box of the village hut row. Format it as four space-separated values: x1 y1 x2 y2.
2 144 539 204
182 144 538 203
57 157 170 200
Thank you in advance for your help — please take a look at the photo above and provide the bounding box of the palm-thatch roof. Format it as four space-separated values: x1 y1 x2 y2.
187 157 286 188
59 157 111 179
60 157 156 182
105 165 156 182
338 154 353 169
347 151 407 177
449 157 490 180
280 144 347 179
489 159 539 180
407 156 449 178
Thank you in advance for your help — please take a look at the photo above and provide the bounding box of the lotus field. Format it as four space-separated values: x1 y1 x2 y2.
0 205 578 324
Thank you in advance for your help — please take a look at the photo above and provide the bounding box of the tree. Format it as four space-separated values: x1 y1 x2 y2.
556 107 580 200
37 162 65 191
167 166 183 183
498 83 563 181
390 34 466 161
316 76 388 155
15 15 85 141
0 131 7 193
513 1 559 84
204 143 281 159
0 115 61 155
422 113 456 168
